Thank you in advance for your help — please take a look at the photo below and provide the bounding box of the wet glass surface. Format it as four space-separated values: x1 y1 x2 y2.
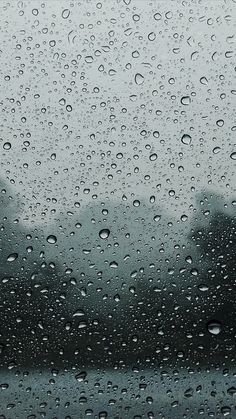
0 1 235 417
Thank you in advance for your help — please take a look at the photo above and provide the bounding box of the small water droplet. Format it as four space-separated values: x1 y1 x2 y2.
230 152 236 160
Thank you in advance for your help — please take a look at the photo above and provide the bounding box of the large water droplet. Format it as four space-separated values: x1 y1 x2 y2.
62 8 70 19
75 371 87 382
181 134 192 145
3 142 11 150
7 253 18 262
135 73 144 85
133 199 140 207
46 235 57 244
207 320 222 335
213 146 221 154
73 309 85 317
99 228 110 239
230 152 236 160
180 96 191 105
149 153 157 161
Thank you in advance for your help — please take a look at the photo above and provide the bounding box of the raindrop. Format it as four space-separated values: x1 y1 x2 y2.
46 235 57 244
200 76 208 85
7 253 18 262
154 13 162 21
99 229 110 239
230 152 236 160
180 96 191 105
135 73 144 85
207 320 222 335
149 153 157 161
73 309 85 317
181 134 192 145
216 119 224 127
213 147 221 154
148 32 156 41
75 371 87 382
3 142 11 150
221 406 231 416
62 9 70 19
198 284 209 292
110 261 118 268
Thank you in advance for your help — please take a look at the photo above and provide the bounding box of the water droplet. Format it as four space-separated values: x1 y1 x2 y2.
207 320 222 335
180 96 191 105
73 309 85 317
0 383 9 390
149 153 157 161
75 371 87 382
3 142 11 150
185 255 192 264
46 235 57 244
181 134 192 145
230 152 236 160
133 199 140 207
135 73 144 85
227 386 236 396
221 406 231 416
62 9 70 19
216 119 224 127
154 12 162 21
7 253 18 262
153 131 160 138
198 284 209 292
213 147 221 154
184 387 194 398
99 229 110 239
32 8 39 16
148 32 156 41
110 261 118 268
200 76 208 85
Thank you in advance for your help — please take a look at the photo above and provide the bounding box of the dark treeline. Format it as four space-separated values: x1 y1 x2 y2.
0 179 235 370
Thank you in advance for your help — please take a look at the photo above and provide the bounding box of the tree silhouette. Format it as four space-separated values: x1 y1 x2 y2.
0 181 235 370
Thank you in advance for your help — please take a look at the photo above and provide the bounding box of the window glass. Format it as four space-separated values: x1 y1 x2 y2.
0 1 235 418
